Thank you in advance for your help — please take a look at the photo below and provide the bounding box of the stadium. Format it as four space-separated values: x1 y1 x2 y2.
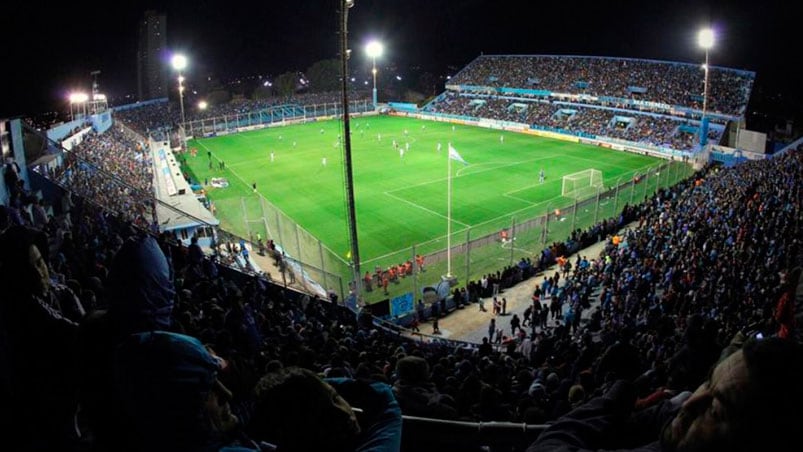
1 2 802 451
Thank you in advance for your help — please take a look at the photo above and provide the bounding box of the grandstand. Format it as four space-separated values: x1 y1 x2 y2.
3 45 802 452
426 55 756 154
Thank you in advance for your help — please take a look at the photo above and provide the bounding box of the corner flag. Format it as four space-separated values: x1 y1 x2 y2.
448 144 468 166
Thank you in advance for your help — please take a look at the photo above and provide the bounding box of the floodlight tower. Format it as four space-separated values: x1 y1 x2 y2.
68 92 89 121
171 54 188 148
698 28 715 118
365 40 383 108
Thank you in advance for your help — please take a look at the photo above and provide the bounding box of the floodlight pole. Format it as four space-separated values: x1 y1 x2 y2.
172 54 188 150
372 56 378 108
702 48 709 119
698 28 714 147
365 41 382 110
340 0 362 302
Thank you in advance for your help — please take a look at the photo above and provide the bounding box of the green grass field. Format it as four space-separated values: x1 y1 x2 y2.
184 115 667 295
186 115 660 259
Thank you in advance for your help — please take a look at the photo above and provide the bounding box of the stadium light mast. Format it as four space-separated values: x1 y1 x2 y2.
171 54 188 149
365 40 383 108
698 28 715 118
68 92 89 121
341 0 363 304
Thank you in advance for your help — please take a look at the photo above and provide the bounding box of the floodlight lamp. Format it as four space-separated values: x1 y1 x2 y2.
172 54 188 71
69 93 88 103
698 28 715 50
365 41 383 59
93 93 106 101
198 101 208 110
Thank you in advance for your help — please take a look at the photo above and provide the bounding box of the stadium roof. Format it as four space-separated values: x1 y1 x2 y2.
151 142 219 231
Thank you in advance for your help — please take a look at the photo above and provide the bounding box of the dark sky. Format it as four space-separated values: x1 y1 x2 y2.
0 0 796 119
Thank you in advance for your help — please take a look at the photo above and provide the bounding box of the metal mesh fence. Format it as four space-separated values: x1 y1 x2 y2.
26 121 696 311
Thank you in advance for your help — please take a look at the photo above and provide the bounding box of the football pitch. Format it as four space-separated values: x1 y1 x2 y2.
185 115 662 270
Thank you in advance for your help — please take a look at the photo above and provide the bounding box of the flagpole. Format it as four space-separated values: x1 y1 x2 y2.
447 142 452 277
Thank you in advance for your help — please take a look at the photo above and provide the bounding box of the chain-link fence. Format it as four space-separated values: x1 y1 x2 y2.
184 100 373 138
354 159 695 306
221 158 694 307
25 120 695 310
23 123 345 301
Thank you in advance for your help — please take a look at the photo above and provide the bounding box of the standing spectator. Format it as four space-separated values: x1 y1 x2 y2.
417 299 426 322
510 314 521 336
774 267 801 339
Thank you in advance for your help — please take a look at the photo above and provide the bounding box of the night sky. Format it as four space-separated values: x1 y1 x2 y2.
0 0 797 121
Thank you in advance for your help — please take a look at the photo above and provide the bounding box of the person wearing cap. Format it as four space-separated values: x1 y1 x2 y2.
247 367 402 452
112 331 241 451
527 338 803 452
77 234 177 448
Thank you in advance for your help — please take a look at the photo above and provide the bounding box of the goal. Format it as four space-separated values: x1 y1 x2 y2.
562 169 604 199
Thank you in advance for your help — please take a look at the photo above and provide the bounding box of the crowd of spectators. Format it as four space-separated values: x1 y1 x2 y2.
426 92 723 150
114 90 371 138
449 55 754 116
3 101 801 452
53 125 157 230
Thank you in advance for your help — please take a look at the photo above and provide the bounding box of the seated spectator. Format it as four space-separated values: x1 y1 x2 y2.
0 225 84 449
247 366 402 452
78 234 176 448
528 337 803 452
111 331 240 451
392 355 459 419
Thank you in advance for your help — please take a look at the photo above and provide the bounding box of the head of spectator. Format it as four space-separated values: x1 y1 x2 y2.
0 225 51 299
106 234 175 334
396 355 431 385
247 366 361 452
112 331 237 451
661 337 803 452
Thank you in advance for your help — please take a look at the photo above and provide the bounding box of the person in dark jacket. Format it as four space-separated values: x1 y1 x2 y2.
528 338 803 452
392 355 458 420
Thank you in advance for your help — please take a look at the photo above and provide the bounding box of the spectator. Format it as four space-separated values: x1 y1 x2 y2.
392 356 458 419
247 366 402 452
0 225 83 450
528 338 803 452
111 331 240 451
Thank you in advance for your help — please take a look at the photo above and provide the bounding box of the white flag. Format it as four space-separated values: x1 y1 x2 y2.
448 144 468 165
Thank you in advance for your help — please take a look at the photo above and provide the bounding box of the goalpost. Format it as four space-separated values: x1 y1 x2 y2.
562 169 604 199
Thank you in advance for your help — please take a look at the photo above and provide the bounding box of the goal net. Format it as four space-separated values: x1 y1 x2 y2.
562 169 604 199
